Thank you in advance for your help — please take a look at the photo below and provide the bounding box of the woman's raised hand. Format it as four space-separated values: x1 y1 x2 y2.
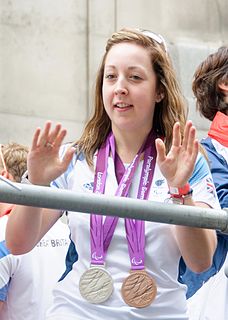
155 121 199 188
27 121 75 186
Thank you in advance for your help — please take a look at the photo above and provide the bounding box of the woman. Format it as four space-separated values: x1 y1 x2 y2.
6 28 219 320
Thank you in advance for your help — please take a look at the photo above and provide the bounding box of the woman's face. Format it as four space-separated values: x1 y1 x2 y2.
102 42 162 136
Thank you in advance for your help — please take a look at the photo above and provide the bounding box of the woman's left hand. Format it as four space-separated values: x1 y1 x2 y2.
155 121 199 187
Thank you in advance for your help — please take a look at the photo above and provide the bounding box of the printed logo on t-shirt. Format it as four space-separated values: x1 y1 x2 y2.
155 179 165 186
206 177 216 196
36 238 69 248
83 182 94 191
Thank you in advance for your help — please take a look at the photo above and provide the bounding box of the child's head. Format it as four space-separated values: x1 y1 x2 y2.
192 46 228 121
77 28 187 164
0 142 29 182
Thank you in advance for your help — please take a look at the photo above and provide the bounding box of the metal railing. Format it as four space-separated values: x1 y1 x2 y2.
1 178 228 278
0 180 228 233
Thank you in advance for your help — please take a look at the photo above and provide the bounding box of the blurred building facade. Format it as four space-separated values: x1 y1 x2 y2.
0 0 227 144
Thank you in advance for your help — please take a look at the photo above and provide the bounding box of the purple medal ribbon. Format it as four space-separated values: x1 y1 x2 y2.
125 140 156 270
90 139 110 264
90 131 157 270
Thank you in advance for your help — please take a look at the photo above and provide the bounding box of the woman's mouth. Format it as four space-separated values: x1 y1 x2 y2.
114 103 133 109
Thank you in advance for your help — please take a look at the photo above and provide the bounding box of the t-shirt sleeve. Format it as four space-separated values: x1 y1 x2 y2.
189 153 220 210
202 139 228 209
0 241 11 302
51 144 79 190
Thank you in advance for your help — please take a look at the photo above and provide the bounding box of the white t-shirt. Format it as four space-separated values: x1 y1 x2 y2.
187 255 228 320
0 215 70 320
45 148 219 320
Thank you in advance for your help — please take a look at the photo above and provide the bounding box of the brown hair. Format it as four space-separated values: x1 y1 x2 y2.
0 142 28 182
76 28 187 166
192 46 228 121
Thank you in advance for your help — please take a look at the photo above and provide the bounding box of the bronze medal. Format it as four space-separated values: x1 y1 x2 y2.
79 266 113 304
121 270 157 308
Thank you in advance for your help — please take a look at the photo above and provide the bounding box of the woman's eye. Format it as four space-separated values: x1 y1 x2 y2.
105 74 115 79
130 75 142 80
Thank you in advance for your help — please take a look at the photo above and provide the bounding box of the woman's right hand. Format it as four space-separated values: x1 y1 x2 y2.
27 121 75 186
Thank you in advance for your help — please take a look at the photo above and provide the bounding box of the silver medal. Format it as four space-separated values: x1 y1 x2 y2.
79 266 113 304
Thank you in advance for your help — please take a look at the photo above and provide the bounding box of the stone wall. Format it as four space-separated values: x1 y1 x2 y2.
0 0 227 145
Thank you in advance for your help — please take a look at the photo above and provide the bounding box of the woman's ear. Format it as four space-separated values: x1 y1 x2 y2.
155 91 165 103
218 82 228 92
1 169 12 181
218 82 228 104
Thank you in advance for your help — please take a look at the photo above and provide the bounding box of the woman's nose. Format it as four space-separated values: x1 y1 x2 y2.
114 80 128 95
114 87 128 95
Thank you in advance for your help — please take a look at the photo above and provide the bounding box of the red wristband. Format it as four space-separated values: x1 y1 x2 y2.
169 183 191 197
168 183 193 205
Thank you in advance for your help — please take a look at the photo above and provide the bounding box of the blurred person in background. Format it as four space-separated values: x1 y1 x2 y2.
185 46 228 320
0 142 70 320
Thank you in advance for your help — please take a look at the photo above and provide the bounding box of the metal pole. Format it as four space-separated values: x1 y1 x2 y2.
0 181 228 233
